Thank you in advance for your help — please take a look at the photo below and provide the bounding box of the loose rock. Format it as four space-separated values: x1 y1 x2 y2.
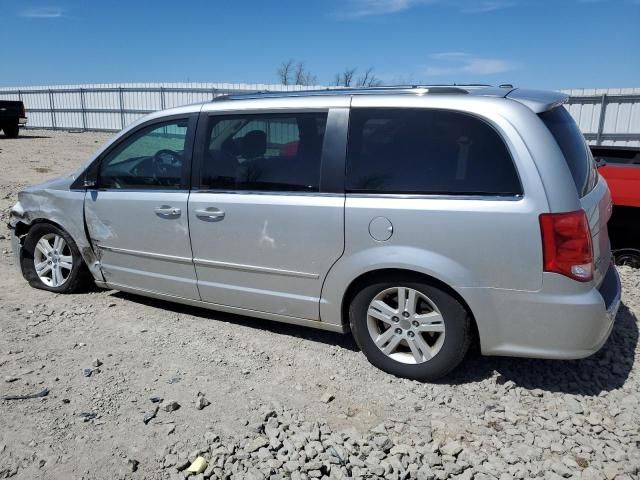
163 401 180 413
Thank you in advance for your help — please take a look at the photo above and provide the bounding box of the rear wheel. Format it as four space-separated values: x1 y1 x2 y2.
614 248 640 268
21 224 87 293
3 124 19 138
349 277 472 381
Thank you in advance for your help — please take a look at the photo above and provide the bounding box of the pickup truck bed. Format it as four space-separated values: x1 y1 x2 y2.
592 145 640 267
0 100 27 138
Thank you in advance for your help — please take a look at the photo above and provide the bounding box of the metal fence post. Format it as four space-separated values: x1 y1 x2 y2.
17 90 24 125
160 87 166 110
79 88 87 131
595 93 607 146
118 87 125 129
48 89 56 129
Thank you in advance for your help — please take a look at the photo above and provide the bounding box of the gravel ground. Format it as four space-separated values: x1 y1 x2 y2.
0 130 638 480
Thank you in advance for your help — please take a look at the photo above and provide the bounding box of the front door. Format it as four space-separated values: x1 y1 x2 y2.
188 110 345 320
85 116 200 299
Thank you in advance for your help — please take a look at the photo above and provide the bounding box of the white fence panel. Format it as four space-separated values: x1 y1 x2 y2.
1 82 639 145
562 87 640 146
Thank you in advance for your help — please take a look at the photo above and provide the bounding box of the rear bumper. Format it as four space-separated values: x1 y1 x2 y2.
18 117 27 126
600 261 622 324
461 262 621 359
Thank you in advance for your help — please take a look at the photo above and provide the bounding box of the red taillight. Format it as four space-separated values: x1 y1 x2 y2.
539 210 593 282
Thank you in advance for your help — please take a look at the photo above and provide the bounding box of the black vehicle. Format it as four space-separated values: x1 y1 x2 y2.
0 100 27 138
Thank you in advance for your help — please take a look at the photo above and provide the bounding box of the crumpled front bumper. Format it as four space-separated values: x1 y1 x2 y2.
10 228 23 273
8 201 26 273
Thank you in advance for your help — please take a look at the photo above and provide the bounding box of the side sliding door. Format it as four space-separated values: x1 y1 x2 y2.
188 106 348 320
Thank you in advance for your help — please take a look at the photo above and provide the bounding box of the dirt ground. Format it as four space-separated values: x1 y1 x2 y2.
0 130 638 480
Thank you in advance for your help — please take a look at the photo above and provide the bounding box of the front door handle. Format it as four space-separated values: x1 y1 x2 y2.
154 206 181 217
195 208 225 221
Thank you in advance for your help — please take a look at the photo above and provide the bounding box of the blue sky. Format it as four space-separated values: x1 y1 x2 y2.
1 0 639 89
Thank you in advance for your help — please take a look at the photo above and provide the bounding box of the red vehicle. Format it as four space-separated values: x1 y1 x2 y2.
591 145 640 267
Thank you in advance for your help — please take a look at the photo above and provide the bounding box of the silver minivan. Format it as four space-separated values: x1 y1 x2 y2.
9 86 621 380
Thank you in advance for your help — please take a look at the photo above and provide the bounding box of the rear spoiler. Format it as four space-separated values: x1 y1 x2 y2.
505 88 569 113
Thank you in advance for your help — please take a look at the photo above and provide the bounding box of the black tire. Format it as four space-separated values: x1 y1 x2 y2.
21 223 87 293
3 124 19 138
349 276 472 381
613 248 640 268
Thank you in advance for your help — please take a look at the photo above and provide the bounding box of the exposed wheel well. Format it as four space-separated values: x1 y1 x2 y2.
14 219 67 239
14 219 89 268
340 268 480 346
15 218 103 284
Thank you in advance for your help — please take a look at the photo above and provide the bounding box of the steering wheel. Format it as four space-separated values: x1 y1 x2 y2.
149 149 182 180
152 149 182 168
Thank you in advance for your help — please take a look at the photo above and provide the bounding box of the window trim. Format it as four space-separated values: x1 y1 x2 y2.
72 113 198 192
344 107 524 198
191 109 345 195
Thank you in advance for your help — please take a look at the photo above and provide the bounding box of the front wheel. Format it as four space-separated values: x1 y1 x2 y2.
349 278 472 381
21 224 87 293
2 124 19 138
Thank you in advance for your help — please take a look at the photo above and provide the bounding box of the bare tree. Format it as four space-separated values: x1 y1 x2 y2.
334 67 358 87
277 60 317 86
356 67 382 87
293 61 317 86
277 59 295 86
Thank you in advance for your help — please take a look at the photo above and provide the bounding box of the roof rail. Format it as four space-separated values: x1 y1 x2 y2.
211 85 478 102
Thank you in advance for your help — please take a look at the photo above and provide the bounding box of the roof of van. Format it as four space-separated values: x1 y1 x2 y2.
212 85 568 113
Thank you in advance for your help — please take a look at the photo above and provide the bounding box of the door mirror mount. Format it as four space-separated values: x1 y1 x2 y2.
83 161 99 189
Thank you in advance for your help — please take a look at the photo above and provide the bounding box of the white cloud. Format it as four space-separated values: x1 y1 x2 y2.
342 0 514 17
341 0 423 17
431 52 470 59
424 52 515 76
462 1 514 13
19 7 64 18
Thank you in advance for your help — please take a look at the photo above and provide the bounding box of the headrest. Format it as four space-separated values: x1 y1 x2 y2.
241 130 266 159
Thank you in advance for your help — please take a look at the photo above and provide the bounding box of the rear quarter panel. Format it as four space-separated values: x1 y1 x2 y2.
319 96 554 327
579 175 613 286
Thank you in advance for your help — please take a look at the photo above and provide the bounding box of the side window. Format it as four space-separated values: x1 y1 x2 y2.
200 112 327 192
346 108 522 196
99 119 189 189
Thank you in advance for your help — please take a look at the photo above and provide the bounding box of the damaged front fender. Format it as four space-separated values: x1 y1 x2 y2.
10 175 105 283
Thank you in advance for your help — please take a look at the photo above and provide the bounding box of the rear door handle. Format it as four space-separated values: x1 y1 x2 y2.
154 206 181 217
195 208 225 221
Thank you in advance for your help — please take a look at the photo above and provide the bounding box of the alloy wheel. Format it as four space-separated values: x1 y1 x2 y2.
33 233 73 287
366 286 446 364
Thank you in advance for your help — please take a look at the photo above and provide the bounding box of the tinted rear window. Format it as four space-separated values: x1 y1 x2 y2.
539 107 597 197
346 108 522 196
